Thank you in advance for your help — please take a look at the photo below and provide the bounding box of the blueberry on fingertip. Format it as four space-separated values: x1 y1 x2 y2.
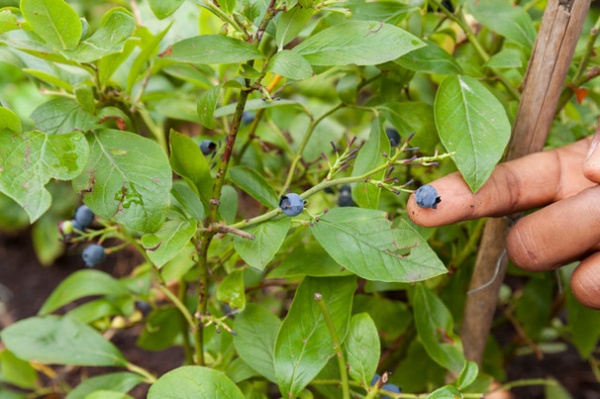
415 185 441 209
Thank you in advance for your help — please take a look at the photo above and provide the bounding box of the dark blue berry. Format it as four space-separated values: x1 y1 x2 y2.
72 219 85 232
75 205 94 227
199 139 217 155
385 128 401 147
370 374 401 399
338 186 356 207
279 193 304 217
82 244 106 267
135 300 152 316
441 0 455 12
415 185 441 209
241 112 255 125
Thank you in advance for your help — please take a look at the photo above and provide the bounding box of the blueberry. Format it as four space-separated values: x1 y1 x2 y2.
338 186 356 207
241 112 255 125
381 383 401 398
415 185 441 209
199 139 217 155
370 374 401 399
74 205 95 227
385 127 401 147
82 244 107 267
72 219 85 232
441 0 455 12
135 300 152 317
279 193 304 217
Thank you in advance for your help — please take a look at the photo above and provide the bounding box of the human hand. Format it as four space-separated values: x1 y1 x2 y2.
407 133 600 308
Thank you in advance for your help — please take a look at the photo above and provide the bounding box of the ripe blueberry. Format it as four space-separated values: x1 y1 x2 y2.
75 205 95 227
279 193 304 217
82 244 107 267
415 185 441 209
241 112 255 125
199 139 217 155
72 219 85 232
385 127 401 147
338 186 355 207
370 374 402 399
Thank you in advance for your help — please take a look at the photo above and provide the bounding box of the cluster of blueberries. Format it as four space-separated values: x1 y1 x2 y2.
61 205 107 267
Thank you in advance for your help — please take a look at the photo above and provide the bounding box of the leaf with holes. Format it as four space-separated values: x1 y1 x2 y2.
0 129 88 223
72 129 171 233
310 208 446 282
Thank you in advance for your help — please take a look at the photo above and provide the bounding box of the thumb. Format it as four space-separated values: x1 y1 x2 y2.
583 123 600 183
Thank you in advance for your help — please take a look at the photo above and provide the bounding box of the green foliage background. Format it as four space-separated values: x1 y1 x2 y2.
0 0 599 398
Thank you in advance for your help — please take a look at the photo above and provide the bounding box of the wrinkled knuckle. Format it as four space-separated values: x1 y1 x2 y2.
506 223 541 271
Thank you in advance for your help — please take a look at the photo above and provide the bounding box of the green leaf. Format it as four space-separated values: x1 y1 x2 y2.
514 277 553 341
214 98 304 117
466 0 536 49
20 0 82 50
219 185 238 224
148 0 185 19
413 284 465 374
294 21 424 66
233 304 281 383
66 372 145 399
216 269 246 310
141 216 197 267
0 10 19 35
456 361 478 390
63 8 136 63
379 102 438 153
567 288 600 358
148 366 245 399
274 276 357 398
39 270 130 315
32 212 64 266
169 129 213 205
434 75 511 192
171 180 204 222
74 84 96 114
1 315 127 366
197 84 222 129
485 48 524 69
396 40 463 75
0 350 37 389
30 98 97 134
267 50 313 80
0 107 22 134
23 69 74 92
137 307 183 351
349 1 418 24
544 379 573 399
127 24 172 93
166 35 264 64
426 385 463 399
351 116 389 209
233 218 291 270
67 299 123 324
0 129 89 223
217 0 236 15
275 6 313 50
268 242 351 278
82 391 133 399
228 165 278 208
310 208 446 282
72 129 172 233
344 313 379 385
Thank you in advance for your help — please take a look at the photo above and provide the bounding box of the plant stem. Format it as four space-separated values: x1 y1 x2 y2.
314 293 350 399
157 285 195 329
179 281 194 365
202 0 248 40
279 102 345 196
126 362 157 383
193 235 213 366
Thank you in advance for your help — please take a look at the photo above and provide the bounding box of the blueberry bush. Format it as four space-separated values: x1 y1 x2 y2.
0 0 599 398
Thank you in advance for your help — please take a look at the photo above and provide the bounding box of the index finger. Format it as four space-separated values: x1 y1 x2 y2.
407 138 594 227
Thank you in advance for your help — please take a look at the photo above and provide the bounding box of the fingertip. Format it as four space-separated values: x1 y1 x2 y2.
571 253 600 309
506 221 546 271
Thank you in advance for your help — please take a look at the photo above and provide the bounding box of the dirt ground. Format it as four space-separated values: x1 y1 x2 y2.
1 230 599 398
